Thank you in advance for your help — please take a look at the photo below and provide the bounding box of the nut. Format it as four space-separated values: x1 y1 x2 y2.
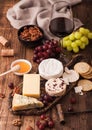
26 126 34 130
19 26 43 41
12 119 22 126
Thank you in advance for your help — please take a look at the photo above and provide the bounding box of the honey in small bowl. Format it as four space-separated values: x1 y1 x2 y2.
11 59 32 76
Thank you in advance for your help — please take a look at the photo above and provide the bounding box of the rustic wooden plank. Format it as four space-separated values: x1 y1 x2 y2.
0 0 92 130
52 107 61 130
25 47 38 73
20 116 35 130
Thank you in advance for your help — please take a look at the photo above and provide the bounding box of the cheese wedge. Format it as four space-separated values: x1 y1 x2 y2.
12 94 44 111
23 74 40 98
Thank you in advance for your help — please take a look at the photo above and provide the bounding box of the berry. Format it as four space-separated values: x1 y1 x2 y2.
48 120 54 128
8 82 14 89
33 39 61 63
80 43 86 49
40 114 46 120
69 33 75 41
37 52 43 58
73 47 79 53
43 100 48 106
70 97 76 104
36 114 55 130
88 32 92 39
38 124 45 130
56 47 61 53
67 46 72 51
74 32 82 39
61 27 92 53
36 120 41 127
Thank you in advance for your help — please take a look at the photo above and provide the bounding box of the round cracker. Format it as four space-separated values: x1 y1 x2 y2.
81 74 92 79
78 79 92 91
81 67 92 76
74 62 90 74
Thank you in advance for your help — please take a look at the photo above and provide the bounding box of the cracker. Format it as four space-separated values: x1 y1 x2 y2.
78 79 92 91
74 62 90 74
82 74 92 79
81 67 92 76
81 67 92 79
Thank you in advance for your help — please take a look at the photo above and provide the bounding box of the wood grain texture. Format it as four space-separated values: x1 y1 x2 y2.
0 0 92 130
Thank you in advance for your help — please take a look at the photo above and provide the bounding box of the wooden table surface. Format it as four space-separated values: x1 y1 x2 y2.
0 0 92 130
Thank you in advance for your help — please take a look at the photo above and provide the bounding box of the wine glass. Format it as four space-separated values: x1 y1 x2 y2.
49 0 74 38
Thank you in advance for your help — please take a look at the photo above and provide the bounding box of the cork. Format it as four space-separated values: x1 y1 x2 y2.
1 49 14 56
0 36 10 47
56 104 65 124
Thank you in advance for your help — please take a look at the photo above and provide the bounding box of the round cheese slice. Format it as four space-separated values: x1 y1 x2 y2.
45 78 66 96
63 68 79 83
38 58 63 80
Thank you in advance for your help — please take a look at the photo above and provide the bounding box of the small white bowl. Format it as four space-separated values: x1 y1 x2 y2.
11 59 32 76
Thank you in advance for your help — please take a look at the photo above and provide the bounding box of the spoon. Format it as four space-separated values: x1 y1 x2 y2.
0 65 20 77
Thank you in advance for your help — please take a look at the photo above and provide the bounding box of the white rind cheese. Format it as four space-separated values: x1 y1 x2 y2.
45 78 66 96
12 94 44 111
38 58 63 80
23 74 40 98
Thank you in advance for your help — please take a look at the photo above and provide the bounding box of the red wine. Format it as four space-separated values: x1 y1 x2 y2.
49 17 74 37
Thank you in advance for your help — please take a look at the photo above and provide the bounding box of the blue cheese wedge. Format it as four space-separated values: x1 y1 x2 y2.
12 94 44 111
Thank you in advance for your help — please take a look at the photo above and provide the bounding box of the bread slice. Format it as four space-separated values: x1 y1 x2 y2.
12 93 44 111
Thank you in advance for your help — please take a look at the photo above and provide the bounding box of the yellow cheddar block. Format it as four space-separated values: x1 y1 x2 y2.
23 74 40 98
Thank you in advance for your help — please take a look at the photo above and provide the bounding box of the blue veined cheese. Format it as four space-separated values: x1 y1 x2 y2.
12 94 44 111
23 74 40 98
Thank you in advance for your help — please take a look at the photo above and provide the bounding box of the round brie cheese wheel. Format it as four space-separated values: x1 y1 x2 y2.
45 78 66 96
38 58 63 80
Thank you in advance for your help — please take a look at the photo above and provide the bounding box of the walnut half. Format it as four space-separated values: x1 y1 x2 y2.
12 119 22 126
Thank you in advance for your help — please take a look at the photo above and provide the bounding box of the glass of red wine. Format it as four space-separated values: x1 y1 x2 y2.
49 1 74 38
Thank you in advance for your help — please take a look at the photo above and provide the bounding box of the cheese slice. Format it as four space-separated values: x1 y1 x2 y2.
23 74 40 98
12 93 44 111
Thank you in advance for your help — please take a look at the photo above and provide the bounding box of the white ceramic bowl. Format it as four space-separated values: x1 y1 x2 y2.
11 59 32 76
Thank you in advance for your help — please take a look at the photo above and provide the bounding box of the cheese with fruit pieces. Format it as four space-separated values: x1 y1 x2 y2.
45 78 66 96
12 93 44 111
23 74 40 98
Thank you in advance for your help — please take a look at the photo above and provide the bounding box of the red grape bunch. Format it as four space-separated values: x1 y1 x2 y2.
36 114 54 130
39 93 53 106
33 39 61 64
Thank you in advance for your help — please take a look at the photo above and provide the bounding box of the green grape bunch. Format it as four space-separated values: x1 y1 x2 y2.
60 27 92 53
